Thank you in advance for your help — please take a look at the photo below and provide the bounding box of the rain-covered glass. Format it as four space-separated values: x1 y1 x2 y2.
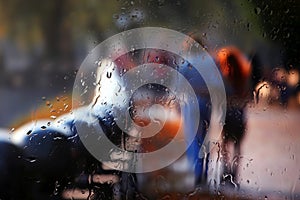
0 0 298 199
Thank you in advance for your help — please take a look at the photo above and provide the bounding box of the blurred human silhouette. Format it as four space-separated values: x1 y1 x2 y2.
214 46 254 188
0 45 263 199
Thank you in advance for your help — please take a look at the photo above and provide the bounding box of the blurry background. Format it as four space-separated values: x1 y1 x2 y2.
0 0 298 126
0 0 299 198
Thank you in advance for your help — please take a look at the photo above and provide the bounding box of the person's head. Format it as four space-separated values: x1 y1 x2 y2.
215 46 252 95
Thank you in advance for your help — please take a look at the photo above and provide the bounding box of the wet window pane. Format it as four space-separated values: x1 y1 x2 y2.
0 0 298 199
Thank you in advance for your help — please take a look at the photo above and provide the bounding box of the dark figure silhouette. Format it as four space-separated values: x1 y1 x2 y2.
215 46 253 187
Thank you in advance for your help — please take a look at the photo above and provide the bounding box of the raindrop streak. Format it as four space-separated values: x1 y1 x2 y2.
26 157 37 163
223 174 238 188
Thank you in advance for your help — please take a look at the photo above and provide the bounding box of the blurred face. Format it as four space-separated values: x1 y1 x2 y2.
215 46 251 95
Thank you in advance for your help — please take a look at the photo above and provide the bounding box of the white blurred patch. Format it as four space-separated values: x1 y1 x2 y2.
91 59 128 117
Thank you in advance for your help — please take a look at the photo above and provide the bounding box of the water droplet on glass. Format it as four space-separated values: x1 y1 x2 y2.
285 9 289 14
53 136 63 141
113 14 119 19
286 32 290 38
262 32 267 38
247 22 251 31
46 101 52 107
26 156 37 163
254 7 261 15
53 181 60 195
